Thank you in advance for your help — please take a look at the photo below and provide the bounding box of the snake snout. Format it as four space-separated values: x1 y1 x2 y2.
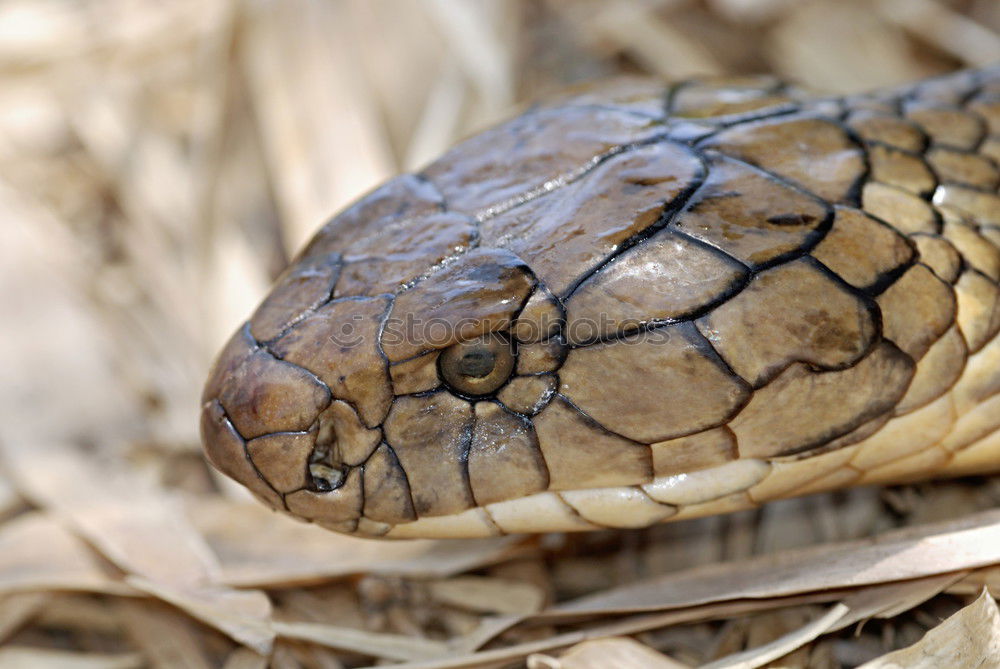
201 295 399 533
200 323 333 508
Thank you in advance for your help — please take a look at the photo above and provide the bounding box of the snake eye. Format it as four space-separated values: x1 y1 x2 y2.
439 333 515 397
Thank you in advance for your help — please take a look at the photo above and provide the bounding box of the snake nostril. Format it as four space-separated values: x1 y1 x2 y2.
307 422 345 491
308 462 347 492
307 427 347 492
303 400 382 494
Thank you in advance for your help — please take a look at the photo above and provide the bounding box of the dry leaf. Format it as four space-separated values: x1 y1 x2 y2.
949 565 1000 597
240 0 395 250
702 603 848 669
128 577 273 655
549 510 1000 617
221 647 268 669
272 620 451 663
829 572 967 633
529 636 691 668
0 591 50 643
0 440 275 652
116 599 216 669
0 513 132 596
859 588 1000 668
193 497 523 586
0 648 144 669
428 576 546 616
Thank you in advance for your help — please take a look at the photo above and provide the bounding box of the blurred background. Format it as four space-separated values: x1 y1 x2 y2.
0 1 998 666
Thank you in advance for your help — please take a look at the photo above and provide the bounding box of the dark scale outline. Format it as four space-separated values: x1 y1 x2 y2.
409 90 916 482
495 373 558 418
556 144 710 302
924 145 1000 191
377 388 478 520
809 204 921 297
692 111 873 209
559 230 752 349
474 68 989 491
701 254 889 392
554 321 753 446
212 400 290 513
954 266 1000 355
542 393 654 479
865 180 946 235
909 232 967 284
940 219 1000 283
358 441 419 526
464 400 551 510
667 150 837 272
903 103 988 153
253 252 343 348
865 140 940 198
751 339 918 459
258 295 391 430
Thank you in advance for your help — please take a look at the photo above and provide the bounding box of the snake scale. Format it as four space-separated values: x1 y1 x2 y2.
202 66 1000 539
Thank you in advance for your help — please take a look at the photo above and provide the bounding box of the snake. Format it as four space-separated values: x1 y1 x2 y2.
201 66 1000 539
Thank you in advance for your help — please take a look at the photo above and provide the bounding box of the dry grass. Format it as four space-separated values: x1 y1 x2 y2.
0 1 999 667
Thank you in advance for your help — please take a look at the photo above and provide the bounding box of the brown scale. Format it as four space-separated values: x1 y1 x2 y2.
201 65 1000 538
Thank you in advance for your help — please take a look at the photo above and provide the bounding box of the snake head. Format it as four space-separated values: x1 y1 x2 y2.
199 244 562 537
199 124 768 540
202 69 1000 538
201 179 576 537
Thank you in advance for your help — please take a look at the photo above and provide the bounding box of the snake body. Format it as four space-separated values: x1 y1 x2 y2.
202 67 1000 538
